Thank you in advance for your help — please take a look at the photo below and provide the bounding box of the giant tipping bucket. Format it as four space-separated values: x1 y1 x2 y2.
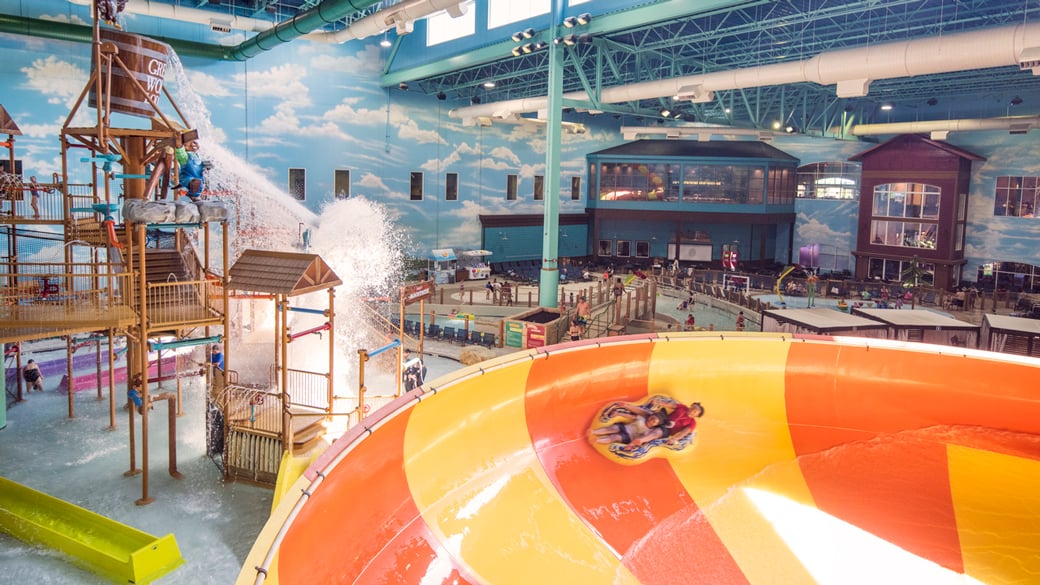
89 29 170 119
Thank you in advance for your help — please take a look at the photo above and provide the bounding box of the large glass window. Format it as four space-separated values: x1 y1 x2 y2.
598 161 774 204
873 183 941 218
869 220 937 249
767 167 795 204
871 183 940 249
868 257 935 286
995 176 1040 217
682 165 756 203
427 0 475 46
533 175 544 200
796 162 860 199
488 0 549 29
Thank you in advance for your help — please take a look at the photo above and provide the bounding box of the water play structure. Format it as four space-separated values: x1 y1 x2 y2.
238 332 1040 585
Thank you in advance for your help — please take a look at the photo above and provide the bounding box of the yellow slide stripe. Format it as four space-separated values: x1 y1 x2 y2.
403 360 636 585
649 338 815 584
949 444 1040 584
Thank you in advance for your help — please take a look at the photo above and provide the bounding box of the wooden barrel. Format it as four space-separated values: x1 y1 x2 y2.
89 30 170 119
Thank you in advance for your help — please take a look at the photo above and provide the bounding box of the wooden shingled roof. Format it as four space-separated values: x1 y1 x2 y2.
229 250 342 296
0 104 22 135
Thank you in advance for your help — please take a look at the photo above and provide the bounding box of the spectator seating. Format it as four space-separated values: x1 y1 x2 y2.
442 326 457 343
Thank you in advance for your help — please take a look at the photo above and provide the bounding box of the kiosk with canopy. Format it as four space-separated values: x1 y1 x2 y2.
460 250 493 280
428 249 457 284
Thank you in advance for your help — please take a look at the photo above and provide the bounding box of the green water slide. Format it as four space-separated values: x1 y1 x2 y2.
0 476 183 584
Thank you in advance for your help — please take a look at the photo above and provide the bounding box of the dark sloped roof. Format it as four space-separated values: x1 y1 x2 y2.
849 134 985 162
229 250 342 296
0 104 22 135
588 139 798 161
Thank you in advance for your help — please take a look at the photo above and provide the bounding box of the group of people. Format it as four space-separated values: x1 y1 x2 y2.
591 395 705 452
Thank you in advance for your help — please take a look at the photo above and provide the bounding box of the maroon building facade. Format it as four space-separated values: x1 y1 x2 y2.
850 134 984 291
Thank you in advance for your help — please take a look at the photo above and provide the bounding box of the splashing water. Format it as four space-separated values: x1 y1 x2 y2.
164 50 411 392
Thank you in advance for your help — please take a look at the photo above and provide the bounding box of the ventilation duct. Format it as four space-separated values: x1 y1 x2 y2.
450 22 1040 126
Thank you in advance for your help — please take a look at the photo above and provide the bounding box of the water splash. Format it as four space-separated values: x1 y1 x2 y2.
163 50 411 390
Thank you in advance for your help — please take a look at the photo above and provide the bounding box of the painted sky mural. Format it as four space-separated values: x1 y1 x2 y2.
1 3 1038 284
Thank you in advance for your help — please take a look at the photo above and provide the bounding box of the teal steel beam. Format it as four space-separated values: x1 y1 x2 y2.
382 0 751 87
0 14 229 59
539 0 564 309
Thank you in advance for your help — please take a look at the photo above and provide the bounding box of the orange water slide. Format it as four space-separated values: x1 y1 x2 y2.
237 333 1040 585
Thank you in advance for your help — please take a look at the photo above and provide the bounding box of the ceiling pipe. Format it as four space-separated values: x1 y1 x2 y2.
851 115 1040 140
66 0 274 33
450 21 1040 125
0 13 229 59
307 0 468 44
227 0 384 61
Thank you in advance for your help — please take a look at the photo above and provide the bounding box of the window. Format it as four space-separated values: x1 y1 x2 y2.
570 176 581 200
598 240 611 256
870 183 940 249
796 162 860 199
506 174 518 200
445 173 458 201
868 257 934 286
616 240 631 257
533 175 544 200
334 169 349 200
598 162 678 201
635 241 650 258
488 0 549 29
288 168 306 201
995 176 1040 217
409 172 424 201
427 0 475 46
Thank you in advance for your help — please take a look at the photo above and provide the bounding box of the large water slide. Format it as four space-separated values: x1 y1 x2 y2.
238 332 1040 585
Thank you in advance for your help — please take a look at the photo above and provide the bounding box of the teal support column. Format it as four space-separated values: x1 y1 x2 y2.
538 0 565 308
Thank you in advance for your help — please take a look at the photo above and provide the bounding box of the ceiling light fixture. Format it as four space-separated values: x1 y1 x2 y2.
880 103 893 111
436 91 447 101
380 32 392 48
511 46 523 57
1011 96 1023 106
483 81 496 89
562 16 578 28
521 28 535 39
576 13 592 26
660 108 672 118
511 31 524 43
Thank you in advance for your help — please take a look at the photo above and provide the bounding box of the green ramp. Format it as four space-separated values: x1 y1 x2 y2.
0 476 183 584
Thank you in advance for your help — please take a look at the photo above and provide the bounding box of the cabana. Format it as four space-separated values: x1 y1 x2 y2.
980 314 1040 356
850 308 979 347
761 308 887 338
